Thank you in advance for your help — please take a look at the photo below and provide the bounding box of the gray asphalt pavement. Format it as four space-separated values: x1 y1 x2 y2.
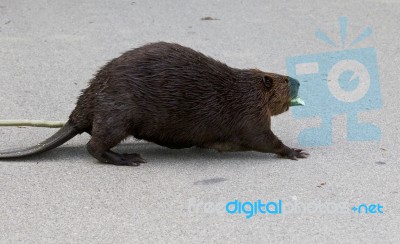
0 0 399 243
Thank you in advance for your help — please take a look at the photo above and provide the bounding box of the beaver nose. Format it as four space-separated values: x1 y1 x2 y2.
288 77 300 99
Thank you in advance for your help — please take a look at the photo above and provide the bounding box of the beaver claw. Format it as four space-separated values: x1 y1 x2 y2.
117 153 147 166
285 148 309 160
105 152 147 166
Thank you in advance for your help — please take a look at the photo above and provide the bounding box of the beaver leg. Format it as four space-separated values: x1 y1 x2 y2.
247 130 309 160
87 139 146 166
86 118 146 166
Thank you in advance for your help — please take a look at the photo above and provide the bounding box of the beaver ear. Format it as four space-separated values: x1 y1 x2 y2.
263 75 273 89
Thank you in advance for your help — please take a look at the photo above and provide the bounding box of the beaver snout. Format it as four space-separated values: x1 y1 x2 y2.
288 77 300 99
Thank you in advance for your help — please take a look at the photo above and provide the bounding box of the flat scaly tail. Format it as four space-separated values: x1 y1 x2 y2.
0 120 78 158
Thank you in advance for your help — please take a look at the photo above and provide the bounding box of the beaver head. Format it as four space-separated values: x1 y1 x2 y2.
261 72 300 116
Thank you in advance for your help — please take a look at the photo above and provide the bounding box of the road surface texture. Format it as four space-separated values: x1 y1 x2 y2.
0 0 399 243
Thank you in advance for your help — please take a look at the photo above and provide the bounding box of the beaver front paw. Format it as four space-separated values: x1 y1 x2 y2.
282 148 309 160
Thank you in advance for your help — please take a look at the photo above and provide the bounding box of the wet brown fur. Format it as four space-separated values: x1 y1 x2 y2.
0 42 308 165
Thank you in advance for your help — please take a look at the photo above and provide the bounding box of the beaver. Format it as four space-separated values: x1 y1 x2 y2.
0 42 309 166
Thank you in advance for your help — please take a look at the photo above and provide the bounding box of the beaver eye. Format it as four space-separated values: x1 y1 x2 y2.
263 76 273 89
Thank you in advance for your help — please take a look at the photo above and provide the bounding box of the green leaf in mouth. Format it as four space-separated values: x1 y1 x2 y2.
290 97 305 107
